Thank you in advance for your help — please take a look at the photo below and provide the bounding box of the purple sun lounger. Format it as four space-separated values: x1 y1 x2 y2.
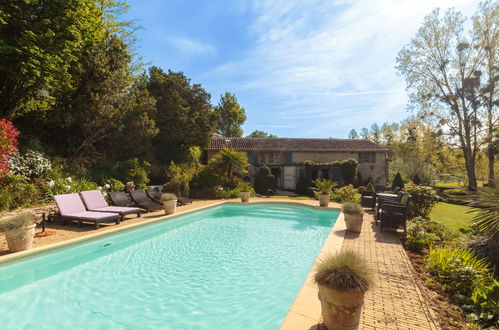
80 190 141 221
53 193 121 229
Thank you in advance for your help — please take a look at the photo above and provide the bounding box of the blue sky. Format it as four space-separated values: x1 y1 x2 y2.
125 0 478 138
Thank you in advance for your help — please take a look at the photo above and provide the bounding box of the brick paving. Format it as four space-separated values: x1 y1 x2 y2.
282 210 440 330
341 212 439 330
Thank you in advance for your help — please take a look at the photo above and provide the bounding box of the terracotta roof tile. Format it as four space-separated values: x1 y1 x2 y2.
208 137 388 152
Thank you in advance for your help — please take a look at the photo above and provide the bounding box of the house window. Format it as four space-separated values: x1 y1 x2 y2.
358 152 376 163
259 152 282 164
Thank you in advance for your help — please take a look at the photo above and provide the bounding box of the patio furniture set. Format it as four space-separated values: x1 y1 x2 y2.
360 189 411 233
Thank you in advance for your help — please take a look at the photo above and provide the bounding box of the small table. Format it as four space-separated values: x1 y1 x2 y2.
377 192 398 198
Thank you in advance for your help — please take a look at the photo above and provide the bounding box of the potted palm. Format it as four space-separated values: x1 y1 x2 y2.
239 182 253 202
0 211 37 252
311 178 336 207
315 250 372 330
161 193 177 215
342 202 364 232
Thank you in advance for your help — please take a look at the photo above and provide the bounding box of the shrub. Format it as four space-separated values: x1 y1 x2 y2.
342 202 363 214
45 170 98 199
8 150 51 178
366 182 375 191
190 165 225 190
121 158 150 189
356 172 363 186
405 182 438 218
0 119 19 179
0 173 38 211
333 184 359 203
164 161 193 197
296 170 312 195
255 165 275 195
315 250 372 292
214 185 241 199
427 246 498 324
392 172 404 190
105 178 125 192
0 211 36 231
406 217 441 252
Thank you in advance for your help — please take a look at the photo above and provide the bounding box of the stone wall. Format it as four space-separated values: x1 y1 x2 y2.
0 204 57 224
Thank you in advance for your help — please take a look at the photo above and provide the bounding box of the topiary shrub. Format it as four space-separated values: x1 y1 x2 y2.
255 165 275 195
356 171 363 186
366 182 375 191
392 172 404 190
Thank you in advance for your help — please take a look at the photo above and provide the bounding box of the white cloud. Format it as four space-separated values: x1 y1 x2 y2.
167 36 215 55
200 0 479 137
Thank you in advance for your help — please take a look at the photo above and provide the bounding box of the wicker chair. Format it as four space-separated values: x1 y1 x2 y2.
379 194 411 233
360 190 376 210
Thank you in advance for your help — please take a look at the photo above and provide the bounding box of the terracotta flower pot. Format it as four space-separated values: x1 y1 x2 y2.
318 285 366 330
163 200 177 215
4 224 36 252
240 191 250 202
319 194 330 207
344 213 364 233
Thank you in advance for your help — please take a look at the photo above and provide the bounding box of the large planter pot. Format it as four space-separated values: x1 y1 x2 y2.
4 224 36 252
318 285 366 330
240 191 250 202
344 213 364 233
163 200 177 215
319 194 330 207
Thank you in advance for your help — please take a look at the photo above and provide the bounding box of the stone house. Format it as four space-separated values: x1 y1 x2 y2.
207 137 388 190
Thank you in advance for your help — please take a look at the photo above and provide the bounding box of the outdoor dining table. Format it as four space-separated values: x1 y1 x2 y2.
377 192 398 198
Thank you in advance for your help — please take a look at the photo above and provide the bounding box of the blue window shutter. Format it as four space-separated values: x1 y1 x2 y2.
284 152 292 165
248 153 258 165
372 152 376 163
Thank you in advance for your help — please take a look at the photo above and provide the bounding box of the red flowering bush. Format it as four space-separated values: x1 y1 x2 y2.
0 119 20 178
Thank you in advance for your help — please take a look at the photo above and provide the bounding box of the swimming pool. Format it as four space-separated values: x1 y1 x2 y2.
0 203 338 329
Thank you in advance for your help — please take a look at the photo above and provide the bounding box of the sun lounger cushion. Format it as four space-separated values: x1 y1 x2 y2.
53 193 120 220
80 190 140 215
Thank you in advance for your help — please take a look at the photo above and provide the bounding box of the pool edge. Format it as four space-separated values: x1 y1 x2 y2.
0 200 227 265
280 211 347 329
0 200 339 266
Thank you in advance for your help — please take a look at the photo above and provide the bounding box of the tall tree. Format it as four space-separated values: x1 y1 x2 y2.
0 0 104 119
348 129 359 139
396 6 498 191
247 130 277 138
147 67 218 163
473 1 499 186
214 92 246 137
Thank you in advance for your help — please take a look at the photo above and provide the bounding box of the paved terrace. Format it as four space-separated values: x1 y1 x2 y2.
0 198 439 329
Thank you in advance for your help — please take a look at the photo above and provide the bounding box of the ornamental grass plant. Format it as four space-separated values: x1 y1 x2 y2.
0 211 36 231
315 250 372 292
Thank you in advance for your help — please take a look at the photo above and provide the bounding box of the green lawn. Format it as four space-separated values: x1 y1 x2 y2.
429 202 476 230
434 180 485 189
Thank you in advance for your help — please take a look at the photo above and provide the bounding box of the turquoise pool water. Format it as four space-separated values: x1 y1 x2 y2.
0 203 337 329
